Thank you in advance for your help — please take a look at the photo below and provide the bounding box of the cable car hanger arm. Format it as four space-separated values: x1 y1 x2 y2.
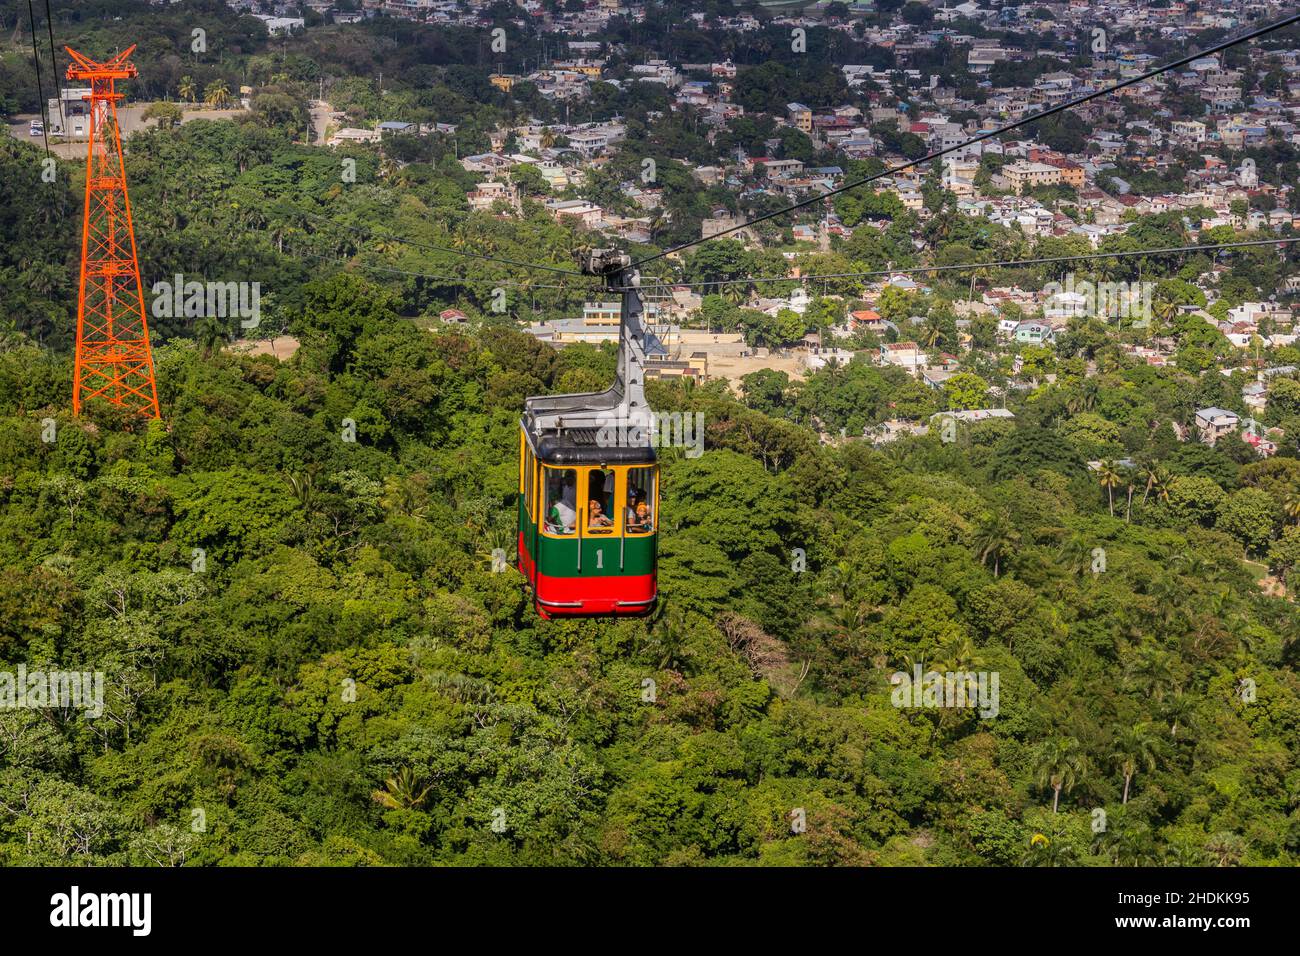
524 249 653 437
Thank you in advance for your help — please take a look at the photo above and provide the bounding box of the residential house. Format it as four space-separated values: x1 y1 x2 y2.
1014 321 1055 345
786 102 813 134
468 180 520 213
544 199 602 227
328 127 381 146
996 161 1063 195
1195 406 1240 445
878 341 926 375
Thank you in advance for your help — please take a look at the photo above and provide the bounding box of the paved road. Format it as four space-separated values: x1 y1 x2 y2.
6 103 246 158
309 99 336 145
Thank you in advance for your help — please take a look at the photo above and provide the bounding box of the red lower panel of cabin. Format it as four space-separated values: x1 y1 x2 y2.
517 532 534 582
533 570 656 618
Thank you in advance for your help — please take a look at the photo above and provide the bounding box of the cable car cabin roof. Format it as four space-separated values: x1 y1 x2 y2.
524 424 658 466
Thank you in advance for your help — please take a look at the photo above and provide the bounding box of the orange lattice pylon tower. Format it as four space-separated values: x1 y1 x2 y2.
66 45 160 419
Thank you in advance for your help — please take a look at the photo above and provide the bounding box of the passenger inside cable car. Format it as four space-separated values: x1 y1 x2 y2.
588 499 613 529
587 468 616 533
626 471 655 532
545 470 577 534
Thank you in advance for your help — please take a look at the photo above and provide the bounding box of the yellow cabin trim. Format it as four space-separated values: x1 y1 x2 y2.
520 457 658 540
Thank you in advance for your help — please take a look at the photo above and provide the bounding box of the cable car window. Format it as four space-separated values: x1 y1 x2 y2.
587 468 615 533
523 445 532 517
626 467 656 534
544 468 577 535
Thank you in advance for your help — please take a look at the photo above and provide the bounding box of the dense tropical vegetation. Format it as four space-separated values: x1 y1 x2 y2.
4 258 1300 864
2 1 1300 868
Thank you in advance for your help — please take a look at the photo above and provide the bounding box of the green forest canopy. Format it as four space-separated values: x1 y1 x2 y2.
2 261 1300 864
1 5 1300 866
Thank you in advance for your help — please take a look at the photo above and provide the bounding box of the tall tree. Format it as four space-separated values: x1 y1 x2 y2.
1032 737 1088 814
1111 723 1159 804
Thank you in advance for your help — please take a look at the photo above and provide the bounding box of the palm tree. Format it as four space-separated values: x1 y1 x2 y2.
371 767 433 810
966 263 991 304
972 511 1019 578
204 80 231 108
920 313 945 350
1020 825 1077 866
808 562 885 677
1152 466 1174 504
1096 458 1121 517
231 140 256 175
379 474 429 520
178 75 197 103
1162 692 1196 741
1095 819 1159 865
1141 462 1171 504
1055 532 1094 578
20 260 60 297
282 468 317 511
0 317 26 353
1170 549 1215 582
1124 641 1178 702
1111 723 1159 804
1032 737 1088 814
1162 842 1208 866
643 609 691 671
1284 492 1300 526
1154 297 1178 339
195 315 228 358
1187 588 1237 662
721 281 749 307
476 526 515 572
1065 378 1099 415
1204 831 1246 867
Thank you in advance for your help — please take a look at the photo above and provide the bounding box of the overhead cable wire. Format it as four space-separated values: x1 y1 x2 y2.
42 0 64 138
24 0 50 158
625 237 1300 291
633 12 1300 267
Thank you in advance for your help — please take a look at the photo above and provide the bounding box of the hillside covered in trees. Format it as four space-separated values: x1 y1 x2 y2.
2 261 1300 865
2 6 1300 865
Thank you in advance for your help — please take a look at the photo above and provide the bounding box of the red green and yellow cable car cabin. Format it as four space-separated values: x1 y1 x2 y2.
517 429 657 617
517 249 659 618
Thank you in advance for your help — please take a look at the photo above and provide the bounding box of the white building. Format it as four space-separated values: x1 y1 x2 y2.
253 15 305 36
878 341 927 375
544 199 602 227
45 87 91 139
